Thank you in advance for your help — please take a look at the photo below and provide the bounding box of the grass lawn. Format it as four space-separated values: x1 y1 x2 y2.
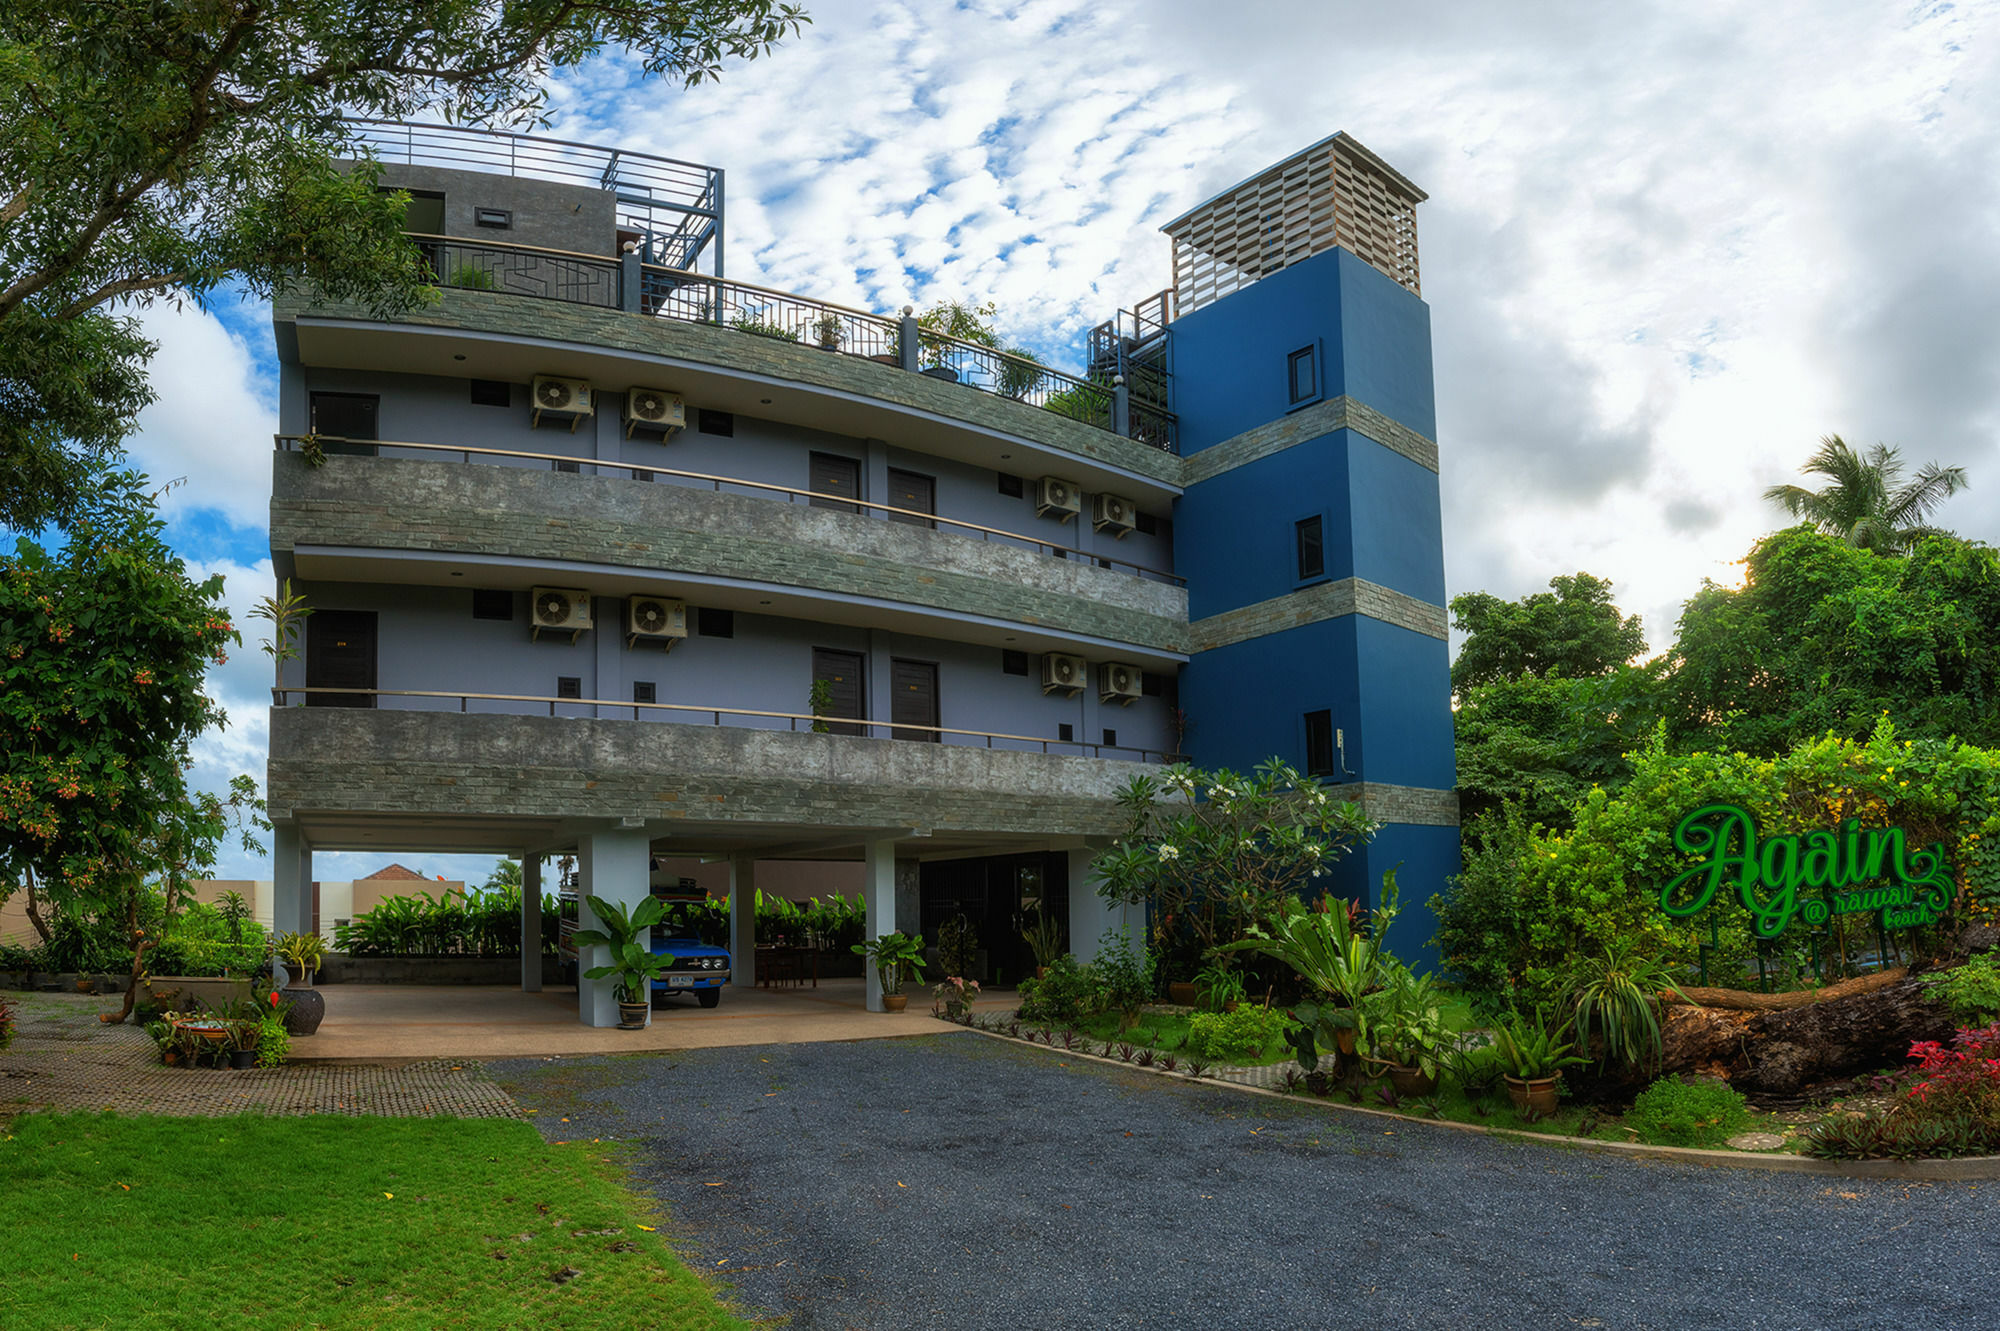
0 1114 750 1331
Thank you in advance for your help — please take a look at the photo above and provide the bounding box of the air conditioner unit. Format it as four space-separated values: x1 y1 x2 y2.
1098 660 1143 705
1092 492 1136 537
626 595 688 647
531 375 594 431
1036 475 1081 522
623 387 685 438
1041 652 1087 695
529 585 592 642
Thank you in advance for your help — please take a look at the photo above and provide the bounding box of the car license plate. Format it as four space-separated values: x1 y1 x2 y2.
667 975 695 988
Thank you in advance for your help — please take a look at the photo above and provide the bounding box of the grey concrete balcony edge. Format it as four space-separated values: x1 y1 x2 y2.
267 708 1136 839
272 453 1189 653
274 289 1183 486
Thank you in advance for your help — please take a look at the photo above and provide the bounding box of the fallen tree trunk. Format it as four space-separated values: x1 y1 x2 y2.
1666 968 1907 1012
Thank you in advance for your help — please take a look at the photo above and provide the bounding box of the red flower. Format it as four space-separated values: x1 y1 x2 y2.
268 991 280 1007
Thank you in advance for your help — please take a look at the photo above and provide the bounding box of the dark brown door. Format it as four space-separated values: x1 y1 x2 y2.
811 648 865 737
306 610 378 707
809 452 861 512
890 658 939 742
886 468 936 528
309 392 379 457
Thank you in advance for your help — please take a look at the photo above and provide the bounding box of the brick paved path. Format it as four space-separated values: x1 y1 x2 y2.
0 992 521 1119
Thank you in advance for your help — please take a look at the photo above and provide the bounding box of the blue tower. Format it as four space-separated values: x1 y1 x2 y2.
1164 134 1458 963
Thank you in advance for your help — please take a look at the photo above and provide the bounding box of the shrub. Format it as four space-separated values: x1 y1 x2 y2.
1185 1006 1288 1064
1016 954 1100 1027
0 994 13 1051
1093 927 1154 1023
1624 1076 1756 1148
1922 951 2000 1025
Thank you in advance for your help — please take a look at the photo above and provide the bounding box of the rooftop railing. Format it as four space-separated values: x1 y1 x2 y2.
274 435 1185 587
274 687 1182 764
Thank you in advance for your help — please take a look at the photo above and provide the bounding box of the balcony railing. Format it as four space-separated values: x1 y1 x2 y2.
386 232 1177 453
276 435 1184 587
274 687 1181 764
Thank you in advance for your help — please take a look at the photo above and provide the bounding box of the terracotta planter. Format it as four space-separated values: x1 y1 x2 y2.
616 1001 650 1030
280 985 325 1037
1167 982 1197 1007
1504 1074 1561 1116
882 994 909 1013
1386 1064 1437 1098
1334 1027 1358 1057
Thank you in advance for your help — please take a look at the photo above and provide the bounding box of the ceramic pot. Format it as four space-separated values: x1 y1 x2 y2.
882 994 909 1013
616 1000 650 1030
1504 1074 1560 1116
1387 1064 1437 1098
1167 982 1197 1007
281 985 325 1037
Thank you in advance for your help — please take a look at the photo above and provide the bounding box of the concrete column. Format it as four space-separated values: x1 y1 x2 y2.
863 437 888 512
576 827 653 1028
898 309 921 372
272 823 309 937
729 854 758 991
861 837 900 1011
520 856 542 993
1066 845 1138 965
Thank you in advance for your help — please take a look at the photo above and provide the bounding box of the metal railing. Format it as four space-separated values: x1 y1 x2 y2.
635 266 901 359
413 234 620 309
275 435 1184 587
275 687 1181 763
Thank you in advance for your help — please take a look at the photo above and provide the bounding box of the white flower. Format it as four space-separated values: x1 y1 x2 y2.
1157 844 1180 862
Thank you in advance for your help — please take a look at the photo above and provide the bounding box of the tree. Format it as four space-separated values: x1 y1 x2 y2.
1453 665 1664 832
1763 434 1968 555
1449 572 1647 698
0 472 262 1014
1666 528 2000 755
0 0 809 532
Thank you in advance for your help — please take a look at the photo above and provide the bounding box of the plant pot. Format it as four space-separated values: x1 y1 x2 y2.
1334 1027 1358 1057
1167 982 1197 1007
920 366 960 382
616 1001 650 1030
229 1049 257 1069
280 985 325 1037
1387 1064 1437 1098
882 994 909 1013
1305 1070 1333 1097
1504 1074 1561 1116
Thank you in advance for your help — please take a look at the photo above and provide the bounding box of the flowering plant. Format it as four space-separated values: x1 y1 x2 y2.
932 974 980 1021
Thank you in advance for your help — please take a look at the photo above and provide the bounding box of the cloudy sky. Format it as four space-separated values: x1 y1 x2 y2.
124 0 2000 880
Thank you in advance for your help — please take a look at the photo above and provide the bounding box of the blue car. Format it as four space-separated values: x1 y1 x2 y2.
649 929 731 1008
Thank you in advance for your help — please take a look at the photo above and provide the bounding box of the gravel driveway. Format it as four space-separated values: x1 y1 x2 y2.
493 1031 1991 1330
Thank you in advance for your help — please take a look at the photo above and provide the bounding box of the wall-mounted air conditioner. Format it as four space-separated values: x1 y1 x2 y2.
1036 475 1081 522
1098 660 1142 705
623 387 685 439
1041 652 1087 696
1092 492 1136 537
530 586 593 643
626 595 688 648
531 375 594 431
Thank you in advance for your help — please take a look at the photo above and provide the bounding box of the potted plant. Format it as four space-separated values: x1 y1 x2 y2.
572 894 670 1029
1191 960 1247 1014
932 974 980 1021
813 311 844 351
1019 911 1064 978
1364 965 1450 1097
276 931 326 1037
853 931 926 1011
1491 1008 1587 1115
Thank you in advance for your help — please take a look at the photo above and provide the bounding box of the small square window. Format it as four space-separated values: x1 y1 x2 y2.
471 589 513 621
1135 511 1157 536
1141 672 1163 697
1288 345 1318 405
1296 515 1325 581
633 681 657 704
1058 723 1075 743
998 473 1024 498
554 459 580 474
474 207 513 229
698 409 735 437
1101 728 1117 748
556 676 582 700
1305 709 1334 777
1001 650 1029 676
469 379 511 407
632 469 654 483
696 607 734 638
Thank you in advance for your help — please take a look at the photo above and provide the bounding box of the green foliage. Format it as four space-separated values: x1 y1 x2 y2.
915 297 999 367
1559 936 1685 1073
729 313 800 342
1763 434 1968 556
0 0 807 532
444 263 498 291
1363 963 1452 1078
147 900 270 977
1185 1006 1289 1064
1453 666 1665 831
276 930 324 978
1094 759 1377 962
1488 1008 1585 1080
1093 927 1155 1022
1019 910 1065 971
255 1012 291 1068
936 914 978 979
808 678 835 733
1191 960 1247 1013
1450 572 1648 697
852 930 925 996
1042 377 1113 427
1923 951 2000 1025
1015 953 1100 1027
575 893 669 1003
334 886 561 957
1624 1076 1756 1148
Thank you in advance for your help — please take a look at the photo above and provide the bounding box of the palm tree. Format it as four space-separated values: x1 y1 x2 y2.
1764 435 1968 554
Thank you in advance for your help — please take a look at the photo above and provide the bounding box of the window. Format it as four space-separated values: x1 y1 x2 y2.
809 452 861 513
554 458 580 474
1304 709 1335 777
471 589 513 621
556 676 582 700
698 409 734 437
696 607 735 638
474 207 512 229
811 648 865 737
1141 671 1163 697
886 467 936 529
1135 511 1157 536
469 379 511 407
1058 723 1074 743
997 473 1024 498
1101 728 1117 748
1296 515 1325 581
308 392 378 457
1001 650 1029 676
633 681 657 704
1288 344 1319 405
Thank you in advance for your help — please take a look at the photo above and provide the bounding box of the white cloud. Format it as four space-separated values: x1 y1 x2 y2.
123 299 277 533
